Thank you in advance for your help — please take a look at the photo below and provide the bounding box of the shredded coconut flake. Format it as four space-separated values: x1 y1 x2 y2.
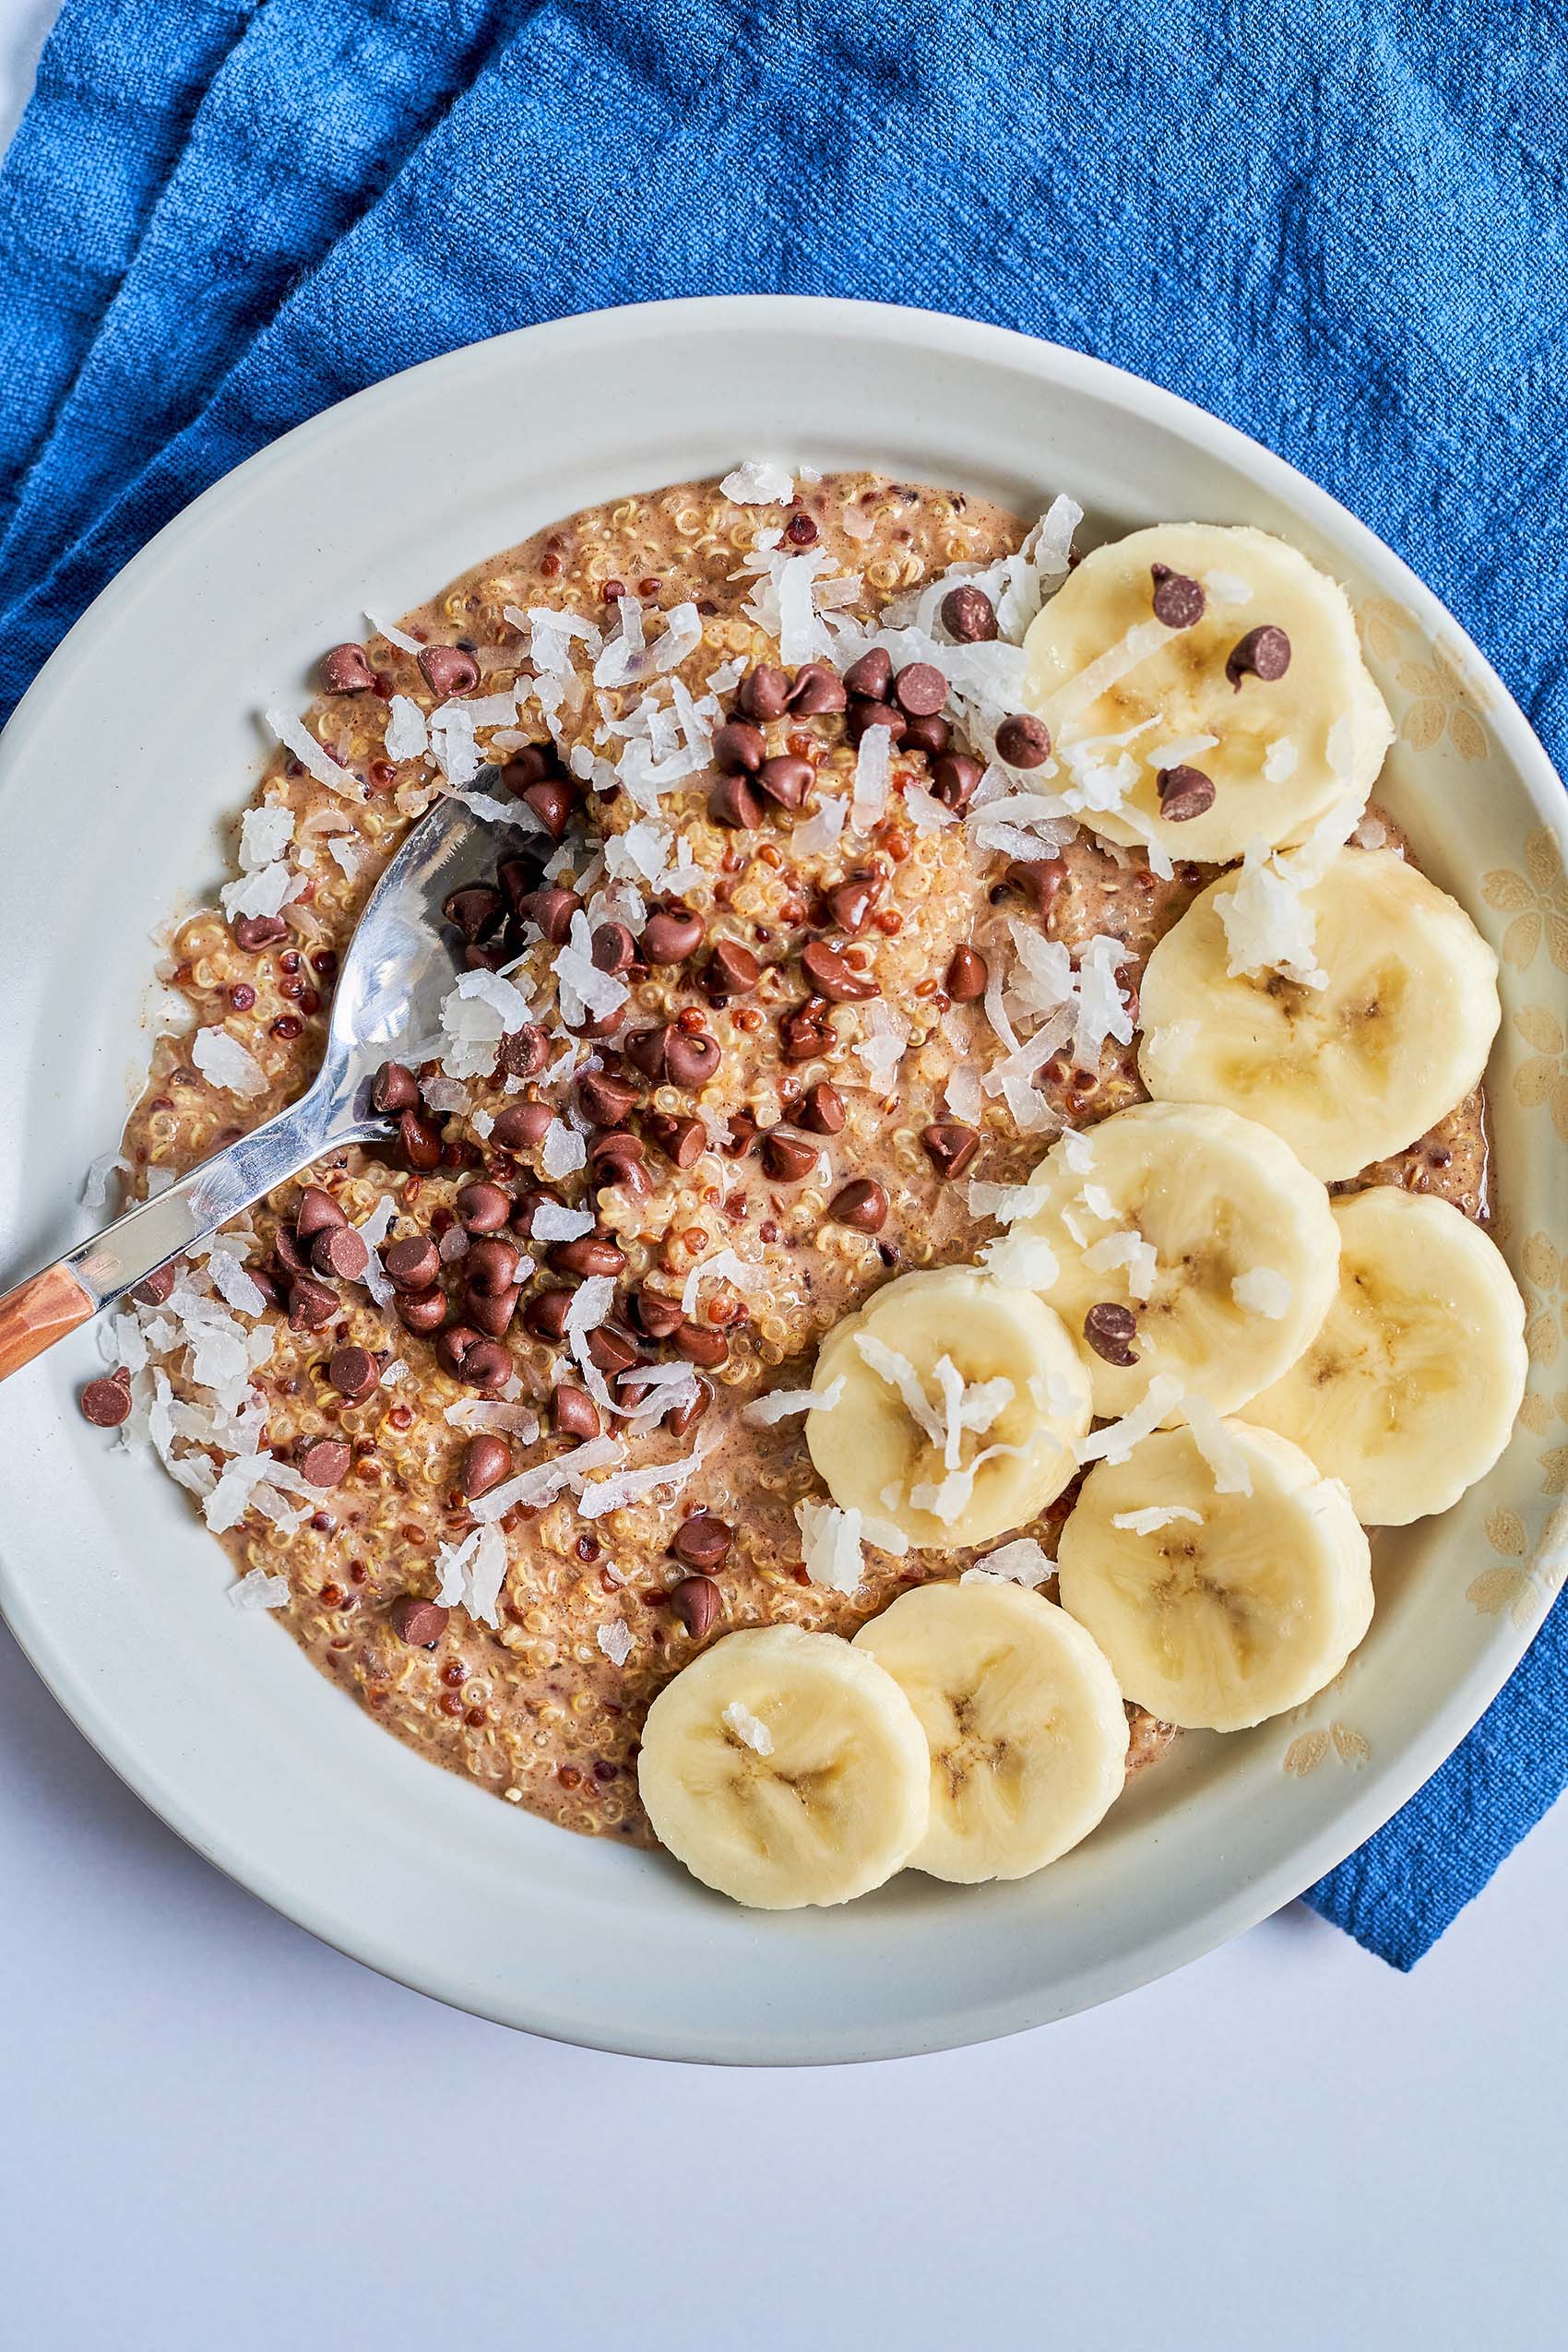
1231 1267 1292 1319
598 1617 635 1668
720 459 794 505
722 1698 773 1752
962 1537 1053 1588
1075 1373 1184 1467
229 1566 291 1611
795 1499 865 1594
267 708 358 796
1112 1505 1206 1536
745 1376 845 1426
1182 1396 1254 1495
191 1026 268 1099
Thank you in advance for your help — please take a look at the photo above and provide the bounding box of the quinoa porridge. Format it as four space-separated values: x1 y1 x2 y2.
86 466 1499 1870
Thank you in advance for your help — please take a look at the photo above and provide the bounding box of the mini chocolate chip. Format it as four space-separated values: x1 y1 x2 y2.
643 907 706 962
442 884 503 942
944 944 988 1001
311 1225 369 1283
1006 857 1067 921
500 744 559 794
1150 564 1206 629
391 1597 448 1647
664 1031 720 1088
395 1288 449 1336
492 1100 553 1150
590 921 636 974
384 1235 441 1290
517 885 581 944
709 771 763 828
1226 624 1291 686
586 1323 641 1376
287 1277 339 1332
921 1122 980 1180
327 1345 378 1402
510 1188 563 1237
847 696 907 745
779 1000 834 1063
456 1180 512 1233
398 1111 443 1172
548 1235 627 1278
624 1292 680 1347
671 1575 721 1638
672 1513 732 1570
576 1069 639 1128
519 777 577 839
462 1434 513 1499
932 753 983 812
296 1186 347 1240
666 1384 712 1439
893 662 947 718
1084 1301 1139 1366
133 1265 177 1308
466 1236 521 1297
994 713 1051 768
298 1438 351 1489
272 1227 312 1281
322 642 377 694
902 712 952 758
755 754 814 810
498 1023 550 1079
465 1281 521 1337
589 1136 650 1194
461 1340 512 1389
552 1384 601 1441
524 1287 575 1342
826 876 881 934
78 1375 132 1428
829 1179 888 1232
417 644 479 697
625 1024 672 1081
435 1324 481 1378
713 719 766 774
1156 765 1217 822
940 585 998 643
674 1323 729 1369
232 913 289 951
796 1081 846 1135
739 664 791 721
802 941 876 1002
843 648 893 701
762 1132 819 1183
708 937 761 994
371 1061 419 1114
788 661 846 715
646 1111 706 1169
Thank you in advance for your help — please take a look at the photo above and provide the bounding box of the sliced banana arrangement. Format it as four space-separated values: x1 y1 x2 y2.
1137 848 1502 1181
1016 1100 1340 1420
1020 523 1395 864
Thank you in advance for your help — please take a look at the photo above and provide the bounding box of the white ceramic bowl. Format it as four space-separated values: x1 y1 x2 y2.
3 297 1563 2062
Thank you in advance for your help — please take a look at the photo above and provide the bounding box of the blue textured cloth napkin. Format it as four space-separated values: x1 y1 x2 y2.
1 0 1563 1966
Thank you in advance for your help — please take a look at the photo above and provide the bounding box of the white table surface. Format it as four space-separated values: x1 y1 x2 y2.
2 11 1564 2346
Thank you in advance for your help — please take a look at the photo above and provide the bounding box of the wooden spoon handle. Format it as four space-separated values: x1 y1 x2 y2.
0 1262 95 1378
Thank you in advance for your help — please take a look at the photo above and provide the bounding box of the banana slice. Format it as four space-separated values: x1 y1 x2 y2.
1016 1100 1339 1420
637 1625 930 1908
1056 1423 1372 1730
852 1580 1129 1883
1138 847 1501 1182
1241 1188 1526 1526
1020 523 1393 863
806 1266 1092 1550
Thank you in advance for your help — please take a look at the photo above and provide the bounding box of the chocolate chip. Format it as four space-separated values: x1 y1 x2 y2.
590 921 636 974
327 1345 378 1402
311 1225 368 1284
672 1513 732 1570
893 662 947 718
779 1000 834 1063
519 777 577 839
456 1181 511 1234
417 644 479 697
994 714 1051 768
631 1287 685 1340
932 753 983 812
625 1024 671 1081
322 642 377 694
921 1122 980 1180
665 1031 720 1088
498 1024 550 1080
371 1061 419 1114
1156 765 1217 823
844 648 893 701
722 1115 759 1158
552 1384 601 1441
464 1282 521 1338
796 1081 846 1134
492 1100 553 1151
902 713 952 758
510 1188 563 1237
298 1438 351 1489
391 1596 448 1647
643 907 706 962
384 1235 441 1291
435 1324 481 1378
739 664 790 721
589 1135 650 1195
755 754 814 810
78 1374 132 1428
671 1575 721 1639
133 1265 177 1308
713 719 766 774
666 1384 712 1439
829 1179 888 1232
944 944 988 1001
232 913 289 952
586 1323 641 1376
548 1235 627 1278
1226 624 1291 686
466 1235 521 1297
462 1434 513 1499
788 662 846 715
287 1277 339 1331
461 1340 512 1389
517 885 581 944
500 744 559 795
1005 857 1067 921
826 876 881 935
802 941 876 1002
708 937 761 995
395 1288 448 1336
708 771 763 828
524 1287 574 1342
940 585 998 643
576 1069 639 1128
647 1111 706 1169
847 697 907 745
272 1227 312 1282
1083 1301 1139 1366
762 1132 819 1182
296 1185 347 1240
442 884 503 942
674 1323 729 1368
1150 564 1206 629
398 1111 443 1172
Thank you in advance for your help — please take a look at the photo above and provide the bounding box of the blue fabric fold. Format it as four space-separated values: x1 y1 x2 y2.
0 0 1563 1965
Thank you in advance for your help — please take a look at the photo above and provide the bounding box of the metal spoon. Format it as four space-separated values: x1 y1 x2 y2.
0 793 504 1380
